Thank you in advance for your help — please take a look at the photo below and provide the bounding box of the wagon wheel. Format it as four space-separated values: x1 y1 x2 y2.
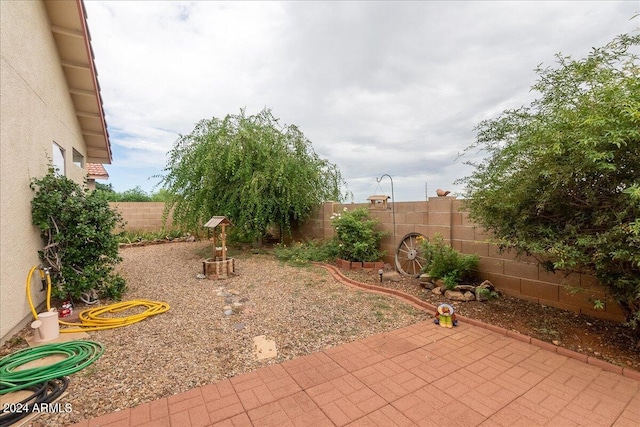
395 232 427 277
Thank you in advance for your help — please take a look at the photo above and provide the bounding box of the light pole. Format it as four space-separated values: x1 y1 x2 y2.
376 174 396 272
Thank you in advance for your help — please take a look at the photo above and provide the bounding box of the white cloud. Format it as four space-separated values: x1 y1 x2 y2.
86 1 640 200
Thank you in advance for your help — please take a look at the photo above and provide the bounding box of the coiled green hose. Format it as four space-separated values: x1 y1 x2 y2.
0 341 104 394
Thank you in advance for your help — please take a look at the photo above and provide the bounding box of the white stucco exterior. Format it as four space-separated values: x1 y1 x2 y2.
0 0 110 343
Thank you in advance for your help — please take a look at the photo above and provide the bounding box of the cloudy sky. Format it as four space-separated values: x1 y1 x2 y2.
84 1 639 202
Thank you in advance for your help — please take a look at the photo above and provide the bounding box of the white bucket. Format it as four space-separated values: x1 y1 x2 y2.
31 311 60 342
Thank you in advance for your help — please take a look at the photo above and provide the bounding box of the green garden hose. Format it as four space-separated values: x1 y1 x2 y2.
0 340 104 394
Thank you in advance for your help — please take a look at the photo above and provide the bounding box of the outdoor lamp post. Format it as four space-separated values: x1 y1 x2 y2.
376 174 397 272
378 269 384 282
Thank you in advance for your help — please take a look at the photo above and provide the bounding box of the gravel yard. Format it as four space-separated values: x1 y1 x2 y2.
2 241 427 426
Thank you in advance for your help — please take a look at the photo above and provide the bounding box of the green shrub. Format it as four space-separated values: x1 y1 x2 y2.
420 234 479 284
274 240 338 266
442 272 459 290
331 207 386 262
31 167 127 300
117 229 187 244
476 287 500 301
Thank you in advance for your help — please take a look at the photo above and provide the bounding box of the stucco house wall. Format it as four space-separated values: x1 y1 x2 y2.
0 0 109 344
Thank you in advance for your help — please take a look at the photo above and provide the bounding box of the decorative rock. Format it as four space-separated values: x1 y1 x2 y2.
224 309 233 316
233 302 243 307
196 273 206 279
418 273 432 283
253 335 277 360
477 280 495 291
444 290 466 301
476 280 496 302
418 274 436 289
431 287 443 296
382 271 402 282
421 281 437 290
223 305 232 310
233 323 245 331
463 291 476 302
454 285 476 293
239 297 249 303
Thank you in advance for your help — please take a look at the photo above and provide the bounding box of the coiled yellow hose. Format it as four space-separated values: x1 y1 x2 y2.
26 266 169 332
58 300 170 332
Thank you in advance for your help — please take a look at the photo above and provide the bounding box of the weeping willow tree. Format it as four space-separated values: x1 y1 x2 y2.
160 108 345 241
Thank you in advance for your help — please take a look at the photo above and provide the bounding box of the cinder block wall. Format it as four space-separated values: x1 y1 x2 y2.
296 197 625 323
113 199 626 323
109 202 174 232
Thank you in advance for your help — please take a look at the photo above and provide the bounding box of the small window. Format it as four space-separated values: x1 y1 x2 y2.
52 142 65 176
73 149 84 168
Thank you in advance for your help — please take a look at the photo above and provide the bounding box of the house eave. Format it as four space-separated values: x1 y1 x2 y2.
44 0 112 164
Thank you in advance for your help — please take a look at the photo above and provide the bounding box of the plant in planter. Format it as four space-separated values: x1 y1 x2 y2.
419 233 479 284
331 207 386 263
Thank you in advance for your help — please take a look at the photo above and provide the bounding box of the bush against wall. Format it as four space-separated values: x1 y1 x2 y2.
419 234 479 286
458 33 640 332
30 167 127 300
331 207 386 262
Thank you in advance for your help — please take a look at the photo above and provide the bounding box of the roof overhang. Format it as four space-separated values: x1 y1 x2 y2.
86 163 109 180
44 0 112 164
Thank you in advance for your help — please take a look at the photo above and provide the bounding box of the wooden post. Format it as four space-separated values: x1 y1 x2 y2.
211 230 216 259
221 224 227 261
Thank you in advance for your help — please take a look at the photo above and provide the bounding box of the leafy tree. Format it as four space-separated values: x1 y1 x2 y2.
30 167 127 300
150 188 172 202
458 34 640 332
115 186 153 202
94 184 169 202
94 182 115 193
160 108 345 241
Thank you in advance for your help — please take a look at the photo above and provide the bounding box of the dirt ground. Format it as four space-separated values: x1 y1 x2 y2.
342 268 640 371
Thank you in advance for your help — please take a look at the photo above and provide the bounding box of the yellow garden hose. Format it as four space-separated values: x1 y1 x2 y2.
26 266 169 332
58 300 170 332
26 265 51 320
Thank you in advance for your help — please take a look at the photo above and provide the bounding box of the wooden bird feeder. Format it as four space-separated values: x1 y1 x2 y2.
367 194 390 210
202 216 235 279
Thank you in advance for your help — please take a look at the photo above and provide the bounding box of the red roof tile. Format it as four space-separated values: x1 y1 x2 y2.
87 163 109 179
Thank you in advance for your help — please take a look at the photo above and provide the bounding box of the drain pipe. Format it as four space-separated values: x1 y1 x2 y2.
376 174 396 272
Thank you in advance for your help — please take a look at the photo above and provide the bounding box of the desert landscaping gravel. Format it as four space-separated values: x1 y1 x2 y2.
4 241 427 426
